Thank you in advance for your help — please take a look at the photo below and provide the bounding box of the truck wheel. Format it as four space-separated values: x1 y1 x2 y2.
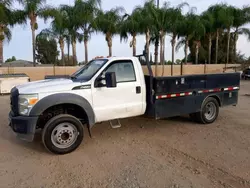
42 114 84 154
196 97 219 124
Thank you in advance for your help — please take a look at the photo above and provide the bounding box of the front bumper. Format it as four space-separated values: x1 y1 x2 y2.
9 112 38 142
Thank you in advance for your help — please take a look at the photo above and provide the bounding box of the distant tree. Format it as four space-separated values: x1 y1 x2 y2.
175 59 181 64
74 0 101 63
60 4 82 65
0 0 25 64
39 7 70 66
219 5 235 65
17 0 54 66
168 3 188 74
120 8 141 56
58 54 74 66
232 6 250 62
5 56 16 62
95 7 124 56
165 60 172 65
35 34 59 64
201 10 216 64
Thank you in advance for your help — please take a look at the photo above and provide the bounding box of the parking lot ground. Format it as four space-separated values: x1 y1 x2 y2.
0 81 250 188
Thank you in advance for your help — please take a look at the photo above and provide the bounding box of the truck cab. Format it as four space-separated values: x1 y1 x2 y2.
9 55 240 154
9 57 147 154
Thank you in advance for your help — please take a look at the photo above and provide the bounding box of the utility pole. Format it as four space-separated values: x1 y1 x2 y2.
157 0 159 8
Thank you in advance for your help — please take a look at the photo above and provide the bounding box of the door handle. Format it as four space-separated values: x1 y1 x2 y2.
136 86 141 94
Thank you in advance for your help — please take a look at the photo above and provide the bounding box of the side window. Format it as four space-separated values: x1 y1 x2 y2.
105 61 136 83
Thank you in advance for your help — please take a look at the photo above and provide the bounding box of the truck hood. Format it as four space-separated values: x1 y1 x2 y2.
16 78 84 94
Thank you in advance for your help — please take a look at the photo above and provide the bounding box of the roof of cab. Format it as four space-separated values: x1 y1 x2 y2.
93 56 136 61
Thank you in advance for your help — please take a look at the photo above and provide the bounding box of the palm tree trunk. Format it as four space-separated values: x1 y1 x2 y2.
154 40 159 65
72 39 77 66
66 37 70 64
60 46 65 66
132 33 136 56
181 38 189 75
161 34 166 76
59 39 65 66
226 27 230 66
0 39 3 65
163 35 165 64
146 29 150 59
159 34 163 65
145 29 151 73
31 27 36 66
171 34 176 76
208 33 212 64
215 29 219 64
106 32 112 57
159 31 165 76
195 42 199 65
234 31 238 63
184 39 188 64
84 40 88 64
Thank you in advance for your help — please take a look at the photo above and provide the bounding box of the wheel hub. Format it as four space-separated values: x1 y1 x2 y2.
204 102 216 121
51 123 79 149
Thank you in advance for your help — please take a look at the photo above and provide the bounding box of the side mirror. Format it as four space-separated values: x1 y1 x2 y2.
105 72 116 88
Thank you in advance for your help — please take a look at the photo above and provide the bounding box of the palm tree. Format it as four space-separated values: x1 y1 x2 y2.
191 15 206 64
137 1 154 58
18 0 53 66
135 1 156 74
0 0 24 64
176 8 197 65
120 9 141 56
168 3 188 75
232 6 250 63
60 4 82 65
74 0 101 64
218 5 235 65
95 7 124 56
148 2 170 76
201 10 216 64
0 1 12 64
207 4 227 64
39 8 69 66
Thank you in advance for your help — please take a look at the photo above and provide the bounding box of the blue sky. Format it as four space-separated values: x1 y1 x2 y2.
4 0 250 62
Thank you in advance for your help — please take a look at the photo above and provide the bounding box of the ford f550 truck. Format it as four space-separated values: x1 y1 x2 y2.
9 54 240 154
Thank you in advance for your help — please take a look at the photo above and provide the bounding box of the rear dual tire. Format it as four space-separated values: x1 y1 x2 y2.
42 114 84 155
190 97 219 124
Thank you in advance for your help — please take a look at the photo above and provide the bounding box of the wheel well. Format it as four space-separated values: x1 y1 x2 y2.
36 103 88 129
210 95 221 107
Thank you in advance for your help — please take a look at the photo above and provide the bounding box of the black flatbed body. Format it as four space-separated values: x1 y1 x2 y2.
144 72 240 119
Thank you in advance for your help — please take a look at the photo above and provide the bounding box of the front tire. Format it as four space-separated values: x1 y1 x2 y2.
42 114 84 154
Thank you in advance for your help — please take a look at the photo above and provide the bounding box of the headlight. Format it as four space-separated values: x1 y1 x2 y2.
18 94 39 116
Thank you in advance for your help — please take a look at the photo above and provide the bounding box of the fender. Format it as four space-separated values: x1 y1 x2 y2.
30 93 95 127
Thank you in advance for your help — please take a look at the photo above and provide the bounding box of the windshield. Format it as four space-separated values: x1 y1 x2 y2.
71 59 108 81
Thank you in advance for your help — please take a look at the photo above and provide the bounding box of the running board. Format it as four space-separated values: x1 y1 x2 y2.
109 119 121 129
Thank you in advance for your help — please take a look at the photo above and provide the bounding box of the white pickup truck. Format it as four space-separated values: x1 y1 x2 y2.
9 54 240 154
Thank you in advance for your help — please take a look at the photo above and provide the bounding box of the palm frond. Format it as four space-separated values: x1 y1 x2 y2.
176 2 189 10
189 6 197 14
39 6 57 21
239 28 250 41
176 38 185 52
3 26 12 42
39 28 56 39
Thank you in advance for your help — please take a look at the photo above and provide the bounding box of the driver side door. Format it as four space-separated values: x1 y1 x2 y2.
92 60 143 122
